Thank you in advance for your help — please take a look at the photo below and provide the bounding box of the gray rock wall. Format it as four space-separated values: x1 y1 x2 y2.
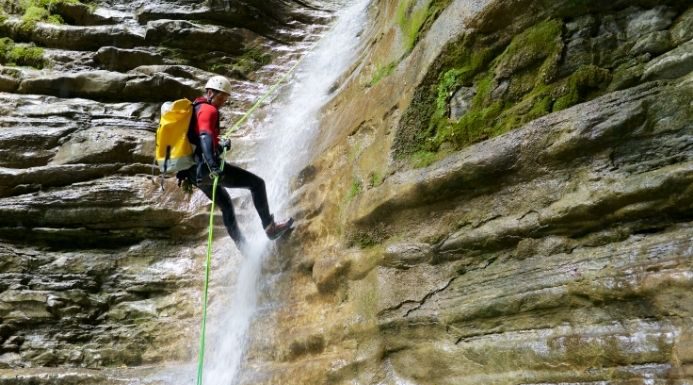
0 0 325 379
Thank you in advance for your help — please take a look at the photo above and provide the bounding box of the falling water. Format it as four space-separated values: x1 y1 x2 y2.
166 1 372 384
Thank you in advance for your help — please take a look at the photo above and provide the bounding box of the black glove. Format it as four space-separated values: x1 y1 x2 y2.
220 138 231 152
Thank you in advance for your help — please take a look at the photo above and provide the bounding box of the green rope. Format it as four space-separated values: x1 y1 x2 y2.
193 54 305 385
223 57 304 139
195 175 218 385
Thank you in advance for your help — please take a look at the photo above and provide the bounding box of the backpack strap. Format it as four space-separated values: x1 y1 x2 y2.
187 99 221 153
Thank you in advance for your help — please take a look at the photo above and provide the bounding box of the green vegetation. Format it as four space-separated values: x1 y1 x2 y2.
553 65 611 111
347 178 362 202
367 62 396 87
410 150 438 168
233 46 271 74
23 5 61 25
0 37 45 68
207 46 272 78
397 0 430 52
369 171 383 187
0 10 7 23
397 0 453 52
18 0 83 29
495 19 563 81
398 18 613 159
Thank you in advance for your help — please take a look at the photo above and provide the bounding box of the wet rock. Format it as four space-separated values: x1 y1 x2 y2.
670 7 693 45
312 253 351 292
0 75 19 93
15 70 198 102
449 86 475 119
382 242 434 268
4 20 145 51
144 19 250 55
51 127 152 165
642 39 693 80
122 72 199 102
1 336 24 353
17 71 129 100
52 2 112 26
625 6 677 38
253 2 693 384
629 30 673 56
0 353 20 369
135 0 299 39
93 47 165 72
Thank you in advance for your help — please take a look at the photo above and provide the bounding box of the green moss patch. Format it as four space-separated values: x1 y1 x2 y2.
396 18 615 159
367 61 396 87
0 37 45 68
346 178 362 202
18 0 83 29
553 65 611 111
410 150 439 168
397 0 453 53
495 19 563 80
206 46 272 79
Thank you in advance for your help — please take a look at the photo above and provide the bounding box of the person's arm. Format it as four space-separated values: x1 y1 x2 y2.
199 133 219 172
196 105 220 173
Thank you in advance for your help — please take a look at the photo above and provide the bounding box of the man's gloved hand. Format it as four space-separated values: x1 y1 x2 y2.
220 138 231 152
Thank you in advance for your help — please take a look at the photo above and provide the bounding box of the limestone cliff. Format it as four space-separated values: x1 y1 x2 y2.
0 0 326 382
0 0 691 384
243 0 693 384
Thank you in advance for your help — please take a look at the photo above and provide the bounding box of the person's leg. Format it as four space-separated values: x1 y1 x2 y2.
220 163 273 228
197 181 246 247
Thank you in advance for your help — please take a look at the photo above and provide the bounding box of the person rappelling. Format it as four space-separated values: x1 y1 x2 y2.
163 75 293 248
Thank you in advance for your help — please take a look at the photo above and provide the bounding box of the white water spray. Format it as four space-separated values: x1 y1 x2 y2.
196 1 371 384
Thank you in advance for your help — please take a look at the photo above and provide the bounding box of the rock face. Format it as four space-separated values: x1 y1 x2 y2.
0 0 326 380
0 0 691 384
237 0 693 385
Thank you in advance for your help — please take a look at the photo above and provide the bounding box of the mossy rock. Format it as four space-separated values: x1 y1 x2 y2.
396 0 454 53
0 37 45 68
553 65 611 111
494 19 563 80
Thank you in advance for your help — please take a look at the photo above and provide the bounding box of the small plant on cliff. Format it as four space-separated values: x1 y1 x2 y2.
19 0 83 28
232 46 272 76
367 62 396 87
410 150 438 168
369 171 383 187
347 178 362 202
553 65 611 111
397 0 454 53
0 37 45 68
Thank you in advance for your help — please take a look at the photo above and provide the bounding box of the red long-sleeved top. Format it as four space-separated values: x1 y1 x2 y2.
193 97 220 151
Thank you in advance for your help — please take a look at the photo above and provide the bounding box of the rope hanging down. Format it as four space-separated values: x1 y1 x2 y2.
194 55 304 385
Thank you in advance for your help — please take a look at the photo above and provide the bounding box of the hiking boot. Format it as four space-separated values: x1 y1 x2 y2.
265 216 294 240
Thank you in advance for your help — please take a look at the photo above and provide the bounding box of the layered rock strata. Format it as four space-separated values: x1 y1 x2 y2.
240 0 693 384
0 0 328 379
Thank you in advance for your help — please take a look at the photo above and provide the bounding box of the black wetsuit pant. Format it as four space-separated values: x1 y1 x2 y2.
182 162 273 245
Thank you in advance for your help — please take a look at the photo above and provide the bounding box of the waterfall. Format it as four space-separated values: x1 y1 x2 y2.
159 1 371 384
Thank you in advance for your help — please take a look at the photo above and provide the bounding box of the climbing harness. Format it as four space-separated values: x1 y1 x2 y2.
194 55 304 385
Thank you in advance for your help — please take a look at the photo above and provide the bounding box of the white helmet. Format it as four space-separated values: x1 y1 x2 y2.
205 75 232 95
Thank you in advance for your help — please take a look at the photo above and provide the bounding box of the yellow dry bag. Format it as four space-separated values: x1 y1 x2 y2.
155 99 196 174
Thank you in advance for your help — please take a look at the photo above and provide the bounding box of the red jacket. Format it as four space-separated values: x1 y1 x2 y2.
193 97 220 151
